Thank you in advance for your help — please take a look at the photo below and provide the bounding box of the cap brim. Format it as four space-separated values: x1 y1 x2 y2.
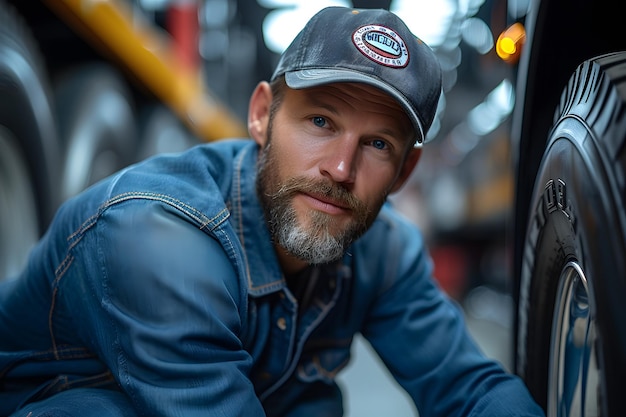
285 69 425 147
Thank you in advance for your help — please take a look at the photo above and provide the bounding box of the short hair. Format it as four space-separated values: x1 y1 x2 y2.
269 76 287 122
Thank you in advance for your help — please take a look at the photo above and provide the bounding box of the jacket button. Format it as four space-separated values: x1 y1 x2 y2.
276 317 287 330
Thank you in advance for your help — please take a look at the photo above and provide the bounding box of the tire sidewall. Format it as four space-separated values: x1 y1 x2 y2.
54 63 138 200
517 54 626 415
0 2 62 279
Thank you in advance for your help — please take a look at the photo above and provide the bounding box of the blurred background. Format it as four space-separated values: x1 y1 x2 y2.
0 0 531 415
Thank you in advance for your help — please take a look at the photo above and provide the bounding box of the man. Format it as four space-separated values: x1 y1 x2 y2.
0 6 544 417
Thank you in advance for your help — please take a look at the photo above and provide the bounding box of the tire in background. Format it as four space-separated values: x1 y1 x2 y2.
136 103 199 161
516 52 626 416
0 1 62 280
54 63 137 201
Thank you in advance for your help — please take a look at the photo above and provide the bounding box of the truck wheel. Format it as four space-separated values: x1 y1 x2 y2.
516 52 626 416
0 1 62 279
0 128 40 279
54 63 137 200
136 103 199 161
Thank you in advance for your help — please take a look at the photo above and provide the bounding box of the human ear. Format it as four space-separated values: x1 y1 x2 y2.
389 148 421 193
247 81 272 146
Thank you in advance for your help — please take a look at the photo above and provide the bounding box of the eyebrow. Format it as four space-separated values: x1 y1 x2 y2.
303 92 412 145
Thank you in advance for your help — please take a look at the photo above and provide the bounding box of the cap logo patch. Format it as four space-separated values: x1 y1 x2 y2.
352 24 409 68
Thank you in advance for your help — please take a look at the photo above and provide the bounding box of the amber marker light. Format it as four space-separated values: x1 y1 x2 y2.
496 22 526 64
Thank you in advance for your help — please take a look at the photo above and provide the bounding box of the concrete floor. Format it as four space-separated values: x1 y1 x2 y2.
337 285 514 417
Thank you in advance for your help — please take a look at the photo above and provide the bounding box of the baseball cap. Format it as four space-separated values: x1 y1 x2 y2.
271 7 442 147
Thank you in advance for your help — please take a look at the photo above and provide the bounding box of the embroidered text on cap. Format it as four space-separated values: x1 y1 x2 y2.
352 25 409 68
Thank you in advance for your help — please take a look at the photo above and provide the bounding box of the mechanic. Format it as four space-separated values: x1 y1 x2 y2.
0 6 545 417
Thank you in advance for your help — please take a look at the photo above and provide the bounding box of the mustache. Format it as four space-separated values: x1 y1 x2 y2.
270 176 366 213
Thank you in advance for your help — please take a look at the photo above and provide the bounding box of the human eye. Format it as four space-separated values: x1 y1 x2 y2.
311 116 327 128
370 138 389 151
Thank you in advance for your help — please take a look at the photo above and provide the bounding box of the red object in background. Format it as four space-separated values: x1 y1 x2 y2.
167 1 200 71
430 245 469 300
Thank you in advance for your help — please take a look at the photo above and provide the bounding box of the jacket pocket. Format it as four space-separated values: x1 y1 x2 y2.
296 338 352 383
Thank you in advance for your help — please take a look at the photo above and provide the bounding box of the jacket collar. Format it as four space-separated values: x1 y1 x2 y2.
230 142 286 297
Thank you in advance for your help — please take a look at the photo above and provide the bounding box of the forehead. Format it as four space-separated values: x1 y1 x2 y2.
299 82 402 108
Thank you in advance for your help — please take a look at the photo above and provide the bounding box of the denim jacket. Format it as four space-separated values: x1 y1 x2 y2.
0 139 543 416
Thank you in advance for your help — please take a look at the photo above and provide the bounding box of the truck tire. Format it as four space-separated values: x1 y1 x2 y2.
54 63 137 200
136 103 198 161
516 52 626 416
0 1 62 279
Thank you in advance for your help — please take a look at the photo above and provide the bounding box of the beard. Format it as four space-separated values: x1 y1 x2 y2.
256 134 379 265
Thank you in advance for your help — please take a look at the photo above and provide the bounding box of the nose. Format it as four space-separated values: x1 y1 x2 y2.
318 136 358 184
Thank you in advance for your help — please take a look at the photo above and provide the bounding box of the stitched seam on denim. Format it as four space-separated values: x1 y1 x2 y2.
37 375 69 399
49 247 77 358
46 370 114 394
62 194 229 251
103 192 228 230
259 272 343 401
58 192 231 270
48 285 59 359
50 192 230 359
0 347 94 379
233 145 253 291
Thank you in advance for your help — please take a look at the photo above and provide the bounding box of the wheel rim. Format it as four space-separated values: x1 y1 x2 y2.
549 261 600 417
0 125 39 280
